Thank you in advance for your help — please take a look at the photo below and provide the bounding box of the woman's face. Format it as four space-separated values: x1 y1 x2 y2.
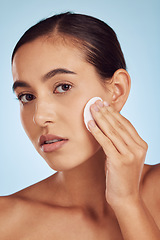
12 37 112 171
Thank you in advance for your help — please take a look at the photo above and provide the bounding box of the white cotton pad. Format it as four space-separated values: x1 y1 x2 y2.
83 97 102 131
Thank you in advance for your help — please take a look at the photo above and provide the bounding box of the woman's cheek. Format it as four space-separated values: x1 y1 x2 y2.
20 107 35 139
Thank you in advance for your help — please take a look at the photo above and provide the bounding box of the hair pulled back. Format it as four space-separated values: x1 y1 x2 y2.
12 12 126 80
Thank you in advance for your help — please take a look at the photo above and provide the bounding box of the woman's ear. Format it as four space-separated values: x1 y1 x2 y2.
110 69 131 111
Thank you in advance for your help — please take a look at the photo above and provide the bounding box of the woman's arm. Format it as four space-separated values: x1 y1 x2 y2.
113 164 160 240
112 191 160 240
88 100 160 240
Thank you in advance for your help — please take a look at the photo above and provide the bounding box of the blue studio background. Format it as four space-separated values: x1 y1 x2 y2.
1 0 160 195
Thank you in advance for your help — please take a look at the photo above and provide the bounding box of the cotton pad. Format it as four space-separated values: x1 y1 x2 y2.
84 97 102 131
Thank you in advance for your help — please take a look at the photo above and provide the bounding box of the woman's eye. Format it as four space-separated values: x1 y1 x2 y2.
18 94 35 104
54 84 72 94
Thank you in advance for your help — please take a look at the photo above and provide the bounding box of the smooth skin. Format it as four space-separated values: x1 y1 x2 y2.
0 36 160 239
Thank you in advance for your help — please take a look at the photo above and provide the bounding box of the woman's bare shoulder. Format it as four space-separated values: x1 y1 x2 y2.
141 163 160 198
0 173 58 223
141 163 160 226
10 172 59 204
0 173 72 239
0 195 25 238
0 195 20 216
142 163 160 192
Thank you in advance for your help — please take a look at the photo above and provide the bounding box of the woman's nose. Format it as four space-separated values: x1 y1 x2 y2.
33 100 56 127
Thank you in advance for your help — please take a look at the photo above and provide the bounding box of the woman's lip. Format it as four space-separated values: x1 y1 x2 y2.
41 139 68 153
39 134 68 146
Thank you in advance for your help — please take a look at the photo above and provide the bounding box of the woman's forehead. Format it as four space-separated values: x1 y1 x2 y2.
12 37 98 83
12 37 85 70
14 35 84 59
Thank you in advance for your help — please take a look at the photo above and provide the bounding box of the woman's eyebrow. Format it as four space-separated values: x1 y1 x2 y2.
12 68 77 92
12 81 31 92
43 68 76 81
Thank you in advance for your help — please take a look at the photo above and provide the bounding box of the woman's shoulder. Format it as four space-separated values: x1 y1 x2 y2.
0 173 72 239
0 172 69 222
0 194 20 217
0 171 68 213
0 173 57 215
141 163 160 198
8 172 59 204
142 163 160 192
141 163 160 226
0 194 27 238
0 196 69 239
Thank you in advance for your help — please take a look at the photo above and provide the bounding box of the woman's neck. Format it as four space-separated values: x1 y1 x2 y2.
58 148 109 219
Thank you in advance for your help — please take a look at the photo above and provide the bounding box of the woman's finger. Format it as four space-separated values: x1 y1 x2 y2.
92 101 148 151
89 105 131 155
88 120 119 157
102 103 148 150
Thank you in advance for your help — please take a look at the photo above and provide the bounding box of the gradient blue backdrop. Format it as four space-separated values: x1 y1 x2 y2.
1 0 160 196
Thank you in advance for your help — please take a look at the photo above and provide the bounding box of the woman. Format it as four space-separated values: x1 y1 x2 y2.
0 12 159 239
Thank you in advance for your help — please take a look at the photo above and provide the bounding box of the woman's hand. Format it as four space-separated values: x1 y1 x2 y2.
88 100 148 208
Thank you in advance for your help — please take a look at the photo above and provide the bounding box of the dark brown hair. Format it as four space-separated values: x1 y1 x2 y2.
12 12 126 80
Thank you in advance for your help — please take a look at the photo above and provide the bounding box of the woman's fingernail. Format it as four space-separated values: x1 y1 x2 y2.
97 101 104 108
93 104 99 112
104 101 109 107
88 120 96 128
